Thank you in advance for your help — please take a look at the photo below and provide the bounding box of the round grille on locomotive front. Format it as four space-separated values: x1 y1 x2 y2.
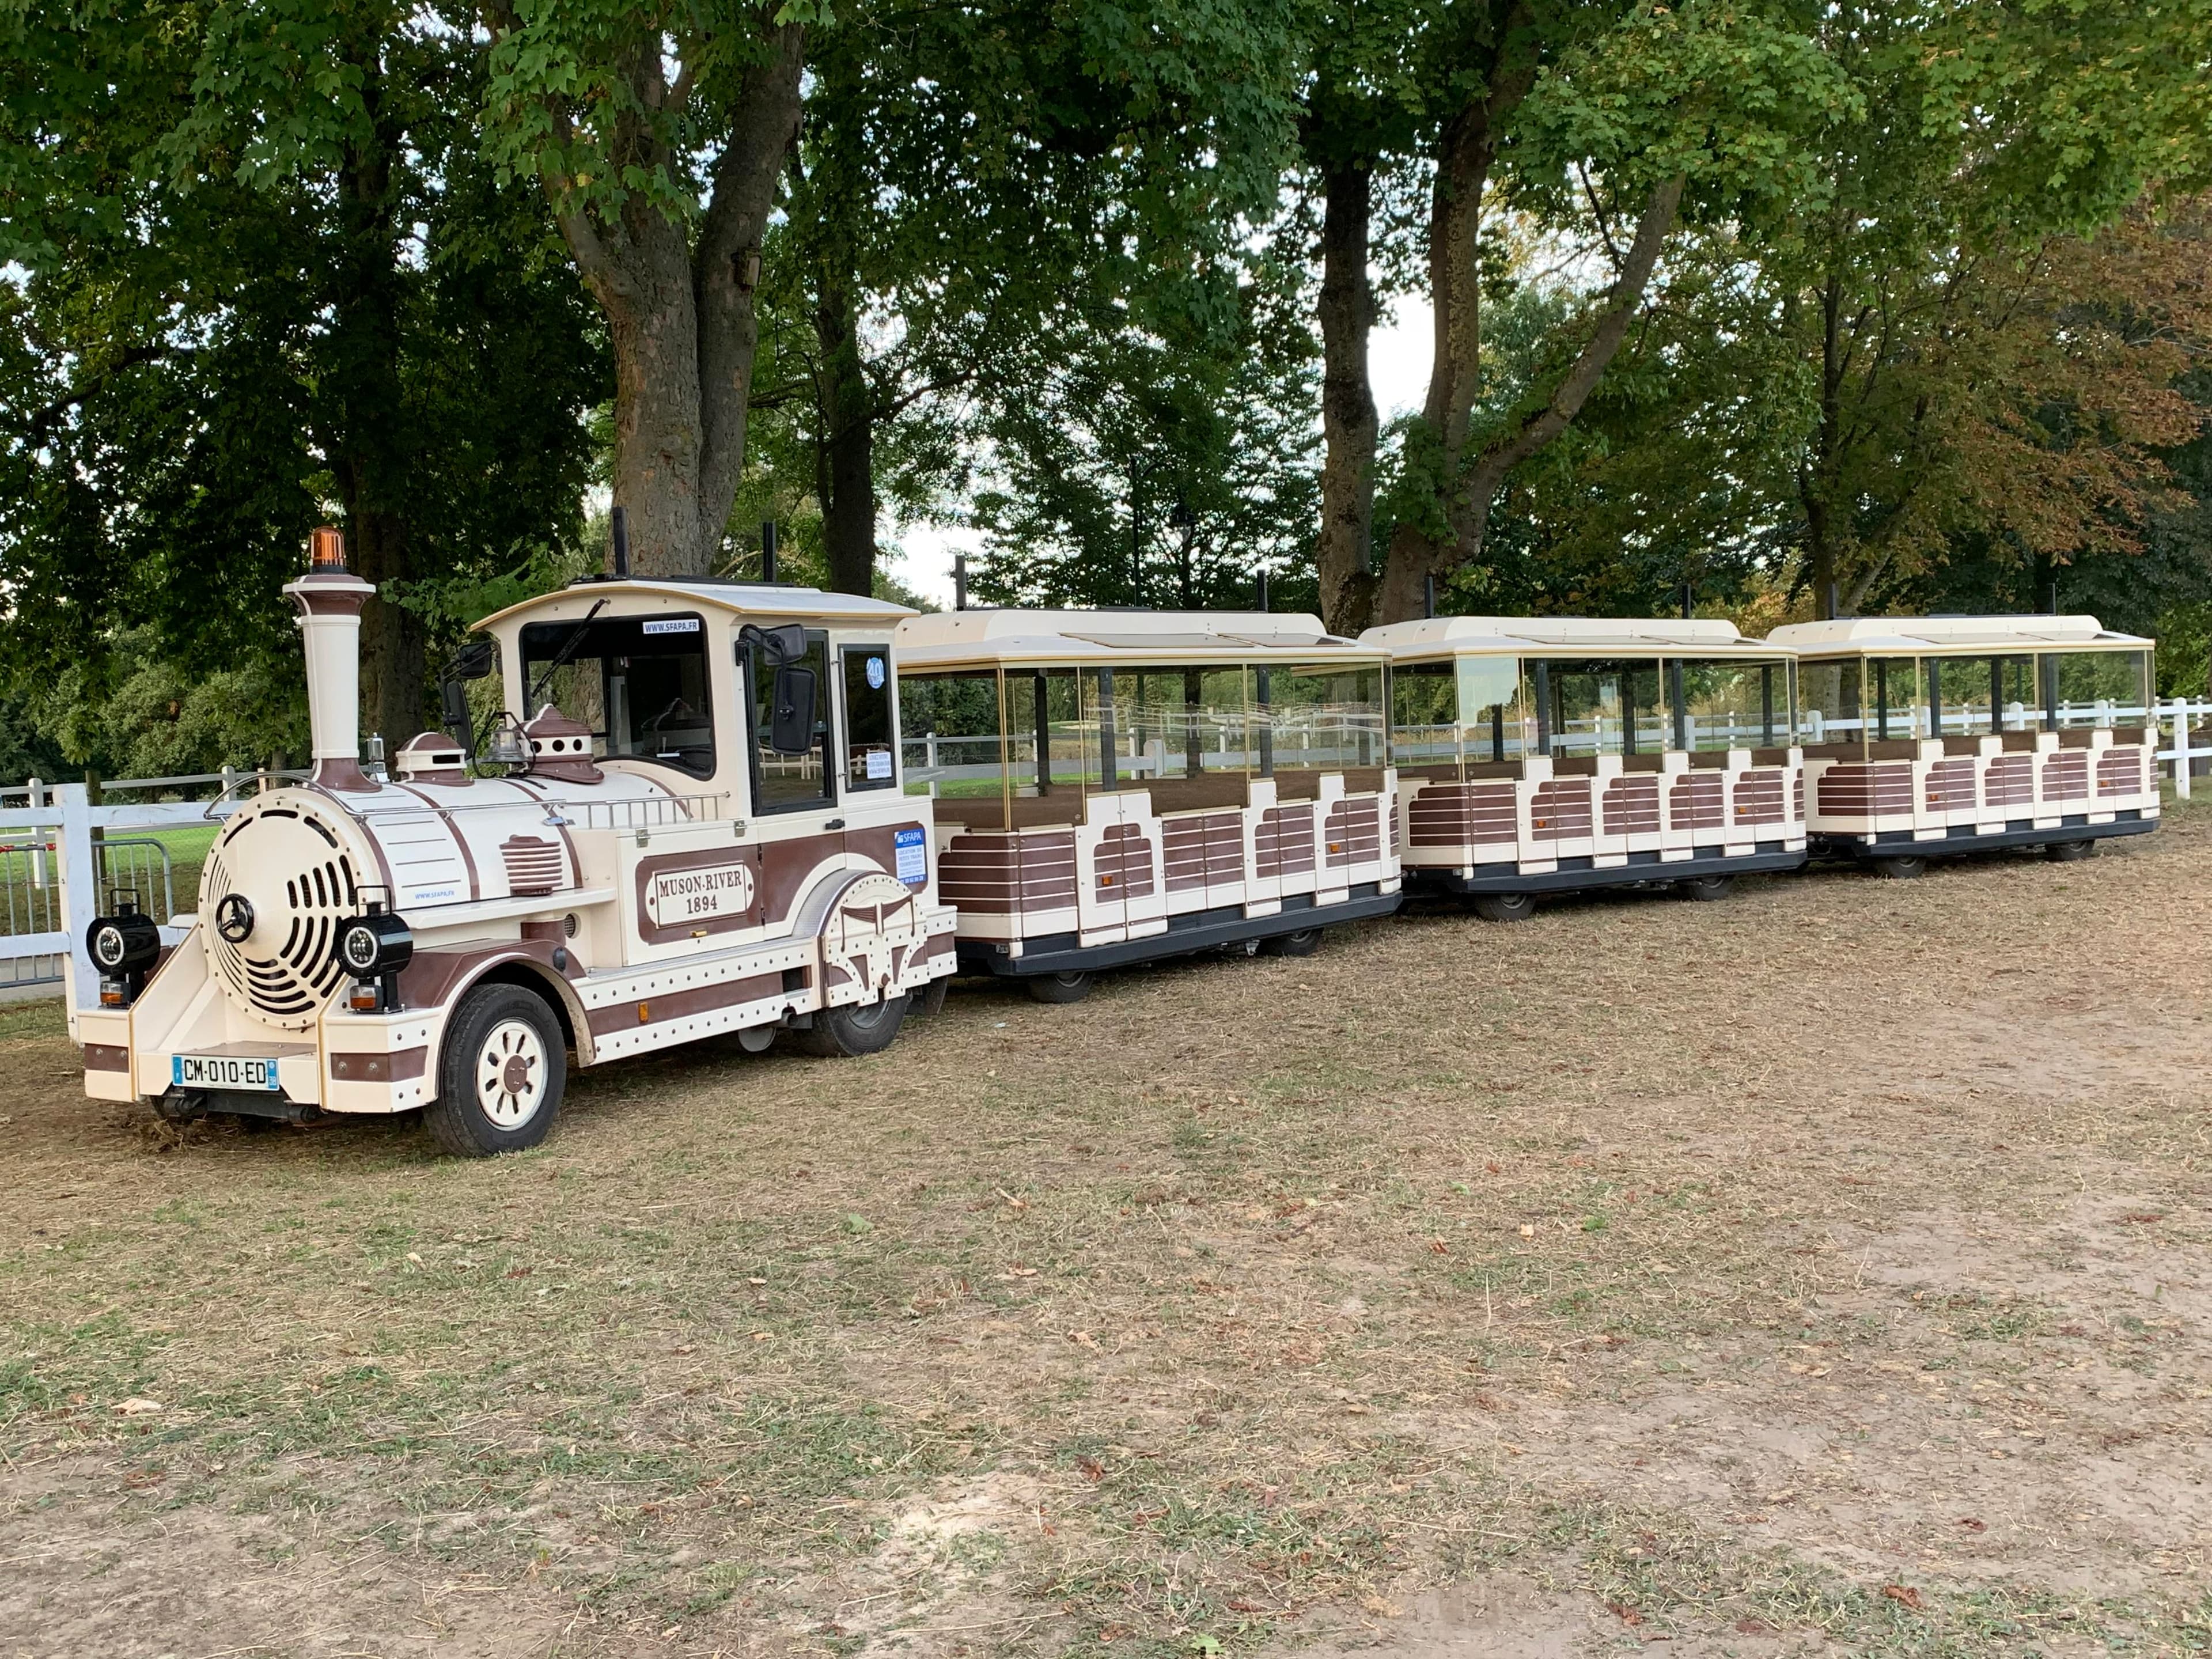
200 798 365 1030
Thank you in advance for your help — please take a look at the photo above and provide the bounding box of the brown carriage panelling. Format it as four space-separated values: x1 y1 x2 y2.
1530 778 1593 841
1096 822 1156 899
2097 745 2144 798
1162 813 1240 893
1669 771 1725 831
1925 756 1976 812
1984 753 2033 808
940 830 1077 916
1815 763 1912 817
1256 804 1316 877
84 1043 129 1073
938 834 1019 914
1732 769 1786 827
1603 774 1661 836
1324 797 1381 868
2041 748 2088 802
1793 772 1805 822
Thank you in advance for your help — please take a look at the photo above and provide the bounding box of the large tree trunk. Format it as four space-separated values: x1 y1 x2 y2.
1315 157 1379 635
539 25 805 577
325 33 426 744
1374 172 1684 623
816 273 877 596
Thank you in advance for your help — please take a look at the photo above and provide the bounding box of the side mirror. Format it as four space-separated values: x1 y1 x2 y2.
451 639 494 680
770 664 817 754
741 622 808 665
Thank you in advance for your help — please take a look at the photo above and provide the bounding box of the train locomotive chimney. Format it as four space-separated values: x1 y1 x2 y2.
286 527 379 792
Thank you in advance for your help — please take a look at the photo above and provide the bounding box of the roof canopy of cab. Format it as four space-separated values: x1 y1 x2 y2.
472 578 918 793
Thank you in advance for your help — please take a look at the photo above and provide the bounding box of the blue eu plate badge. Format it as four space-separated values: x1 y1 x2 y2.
895 826 927 886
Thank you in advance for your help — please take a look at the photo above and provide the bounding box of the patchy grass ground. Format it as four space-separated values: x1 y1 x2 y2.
2 799 2208 1658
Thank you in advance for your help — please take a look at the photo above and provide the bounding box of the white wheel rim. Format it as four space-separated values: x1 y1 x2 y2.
476 1018 547 1129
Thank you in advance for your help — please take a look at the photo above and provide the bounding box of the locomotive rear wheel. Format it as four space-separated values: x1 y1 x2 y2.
1679 874 1736 902
425 984 566 1158
2045 838 2097 862
796 993 911 1056
1025 970 1095 1004
1260 926 1325 957
1873 855 1928 881
1470 892 1536 923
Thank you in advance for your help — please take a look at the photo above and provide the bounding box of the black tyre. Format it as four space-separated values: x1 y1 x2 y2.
1025 971 1094 1005
794 993 911 1056
424 983 566 1158
2045 838 2097 862
1872 855 1927 881
1679 873 1736 902
1260 926 1325 957
1471 891 1536 923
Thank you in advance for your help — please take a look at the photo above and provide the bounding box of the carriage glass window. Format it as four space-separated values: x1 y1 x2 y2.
1005 668 1099 798
1542 659 1663 757
1267 662 1384 771
842 645 897 790
1459 655 1528 763
899 671 1004 801
745 631 834 812
1390 661 1460 769
1869 657 1924 743
2052 649 2150 731
519 612 714 778
1113 666 1253 783
1796 658 1862 749
1676 659 1787 751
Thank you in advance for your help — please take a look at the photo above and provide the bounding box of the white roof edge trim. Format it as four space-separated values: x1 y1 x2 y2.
474 578 919 633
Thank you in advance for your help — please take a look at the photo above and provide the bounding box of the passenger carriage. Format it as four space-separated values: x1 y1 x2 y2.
76 532 957 1154
892 611 1402 999
1362 617 1806 919
1767 615 2160 876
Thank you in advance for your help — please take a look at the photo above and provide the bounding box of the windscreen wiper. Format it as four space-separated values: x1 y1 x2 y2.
523 599 608 715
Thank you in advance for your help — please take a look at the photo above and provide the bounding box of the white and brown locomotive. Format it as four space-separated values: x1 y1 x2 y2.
78 531 956 1154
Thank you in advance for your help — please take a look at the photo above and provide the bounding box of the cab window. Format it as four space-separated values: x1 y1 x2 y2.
744 632 835 812
518 612 714 778
842 645 897 791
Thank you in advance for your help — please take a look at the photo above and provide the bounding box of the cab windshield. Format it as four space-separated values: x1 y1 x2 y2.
519 612 715 778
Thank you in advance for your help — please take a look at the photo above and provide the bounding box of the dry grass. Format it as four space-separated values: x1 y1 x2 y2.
2 799 2209 1658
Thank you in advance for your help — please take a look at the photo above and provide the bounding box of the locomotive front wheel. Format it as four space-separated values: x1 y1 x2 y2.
425 984 566 1157
2045 839 2097 862
1470 892 1536 923
796 993 912 1056
1025 971 1095 1005
1679 874 1736 902
1260 927 1325 957
1872 855 1928 881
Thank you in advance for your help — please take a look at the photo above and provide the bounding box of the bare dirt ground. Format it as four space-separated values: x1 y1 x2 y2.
2 799 2207 1659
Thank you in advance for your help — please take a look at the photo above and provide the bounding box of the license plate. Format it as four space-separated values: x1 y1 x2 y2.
172 1054 282 1092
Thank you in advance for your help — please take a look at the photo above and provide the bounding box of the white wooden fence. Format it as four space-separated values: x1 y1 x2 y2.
6 702 2212 1005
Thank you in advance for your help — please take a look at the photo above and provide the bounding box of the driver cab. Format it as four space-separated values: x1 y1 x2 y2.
471 578 941 975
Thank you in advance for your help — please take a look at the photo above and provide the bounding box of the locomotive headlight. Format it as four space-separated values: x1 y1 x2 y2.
334 911 414 981
86 909 162 977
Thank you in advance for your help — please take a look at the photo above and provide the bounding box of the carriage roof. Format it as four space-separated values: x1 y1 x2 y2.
1767 615 2150 656
1361 615 1781 660
896 609 1380 671
473 577 918 632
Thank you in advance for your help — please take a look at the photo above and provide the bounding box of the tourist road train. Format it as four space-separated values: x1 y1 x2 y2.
74 536 2162 1153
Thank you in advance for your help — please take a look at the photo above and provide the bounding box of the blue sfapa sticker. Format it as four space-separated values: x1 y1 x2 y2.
895 825 927 886
865 655 887 690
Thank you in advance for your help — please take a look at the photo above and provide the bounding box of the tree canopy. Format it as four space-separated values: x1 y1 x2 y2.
1 0 2209 777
